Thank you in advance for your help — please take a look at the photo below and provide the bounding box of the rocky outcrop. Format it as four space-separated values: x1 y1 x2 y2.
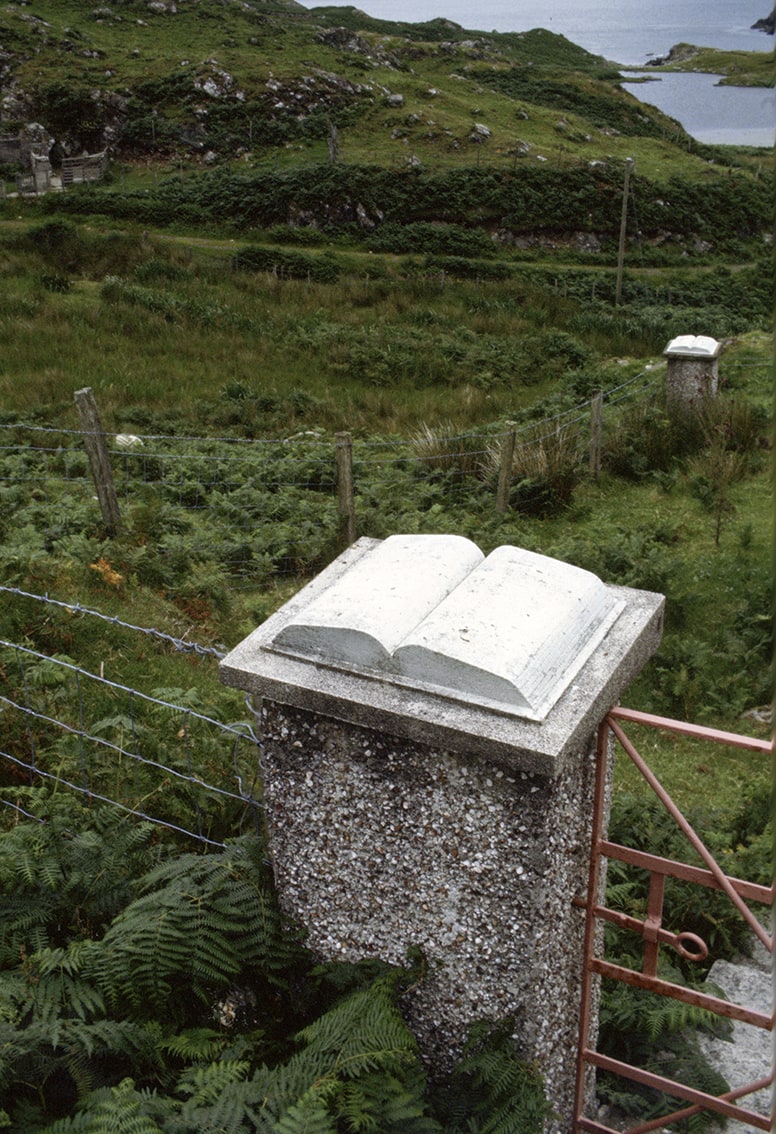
697 934 773 1133
313 27 403 70
645 42 698 66
752 6 775 32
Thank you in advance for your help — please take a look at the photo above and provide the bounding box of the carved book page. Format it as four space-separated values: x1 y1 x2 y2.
271 533 484 669
393 545 623 718
270 535 623 720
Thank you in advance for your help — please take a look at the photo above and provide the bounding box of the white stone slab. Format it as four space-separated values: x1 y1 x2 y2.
698 956 774 1131
664 334 721 358
270 536 624 721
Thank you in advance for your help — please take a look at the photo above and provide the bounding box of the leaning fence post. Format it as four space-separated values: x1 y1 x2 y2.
589 390 603 480
495 429 516 513
335 431 356 548
74 387 122 534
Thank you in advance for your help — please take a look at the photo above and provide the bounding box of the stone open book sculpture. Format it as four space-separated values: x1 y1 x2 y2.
269 534 625 720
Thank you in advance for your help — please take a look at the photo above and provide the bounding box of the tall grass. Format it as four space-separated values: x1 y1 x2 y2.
0 233 619 432
0 223 768 447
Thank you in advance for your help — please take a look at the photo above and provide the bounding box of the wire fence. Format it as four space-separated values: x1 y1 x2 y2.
0 589 262 849
0 382 672 842
0 367 660 585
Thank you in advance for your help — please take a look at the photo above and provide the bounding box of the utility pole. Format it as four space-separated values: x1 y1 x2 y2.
615 157 634 306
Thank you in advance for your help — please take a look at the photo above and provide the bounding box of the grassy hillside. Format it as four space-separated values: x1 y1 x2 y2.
0 0 769 182
641 41 775 85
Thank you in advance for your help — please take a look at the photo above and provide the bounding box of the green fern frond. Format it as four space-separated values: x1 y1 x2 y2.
0 800 160 965
335 1081 379 1133
172 1064 264 1133
36 939 100 979
66 1048 96 1103
175 1059 251 1105
98 837 304 1020
271 1080 340 1134
337 1071 441 1133
250 980 437 1133
27 948 105 1027
159 1028 226 1062
0 891 60 965
295 979 417 1078
250 1056 331 1122
432 1020 549 1134
0 968 30 1024
78 1078 164 1134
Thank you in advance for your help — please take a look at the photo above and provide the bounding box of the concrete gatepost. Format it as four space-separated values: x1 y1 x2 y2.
664 334 721 416
220 535 664 1132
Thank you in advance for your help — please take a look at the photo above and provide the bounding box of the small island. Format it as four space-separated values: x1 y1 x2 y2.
644 40 774 87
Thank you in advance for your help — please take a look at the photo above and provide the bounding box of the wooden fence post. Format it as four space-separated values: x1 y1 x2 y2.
495 430 516 513
335 431 356 547
589 390 603 481
615 157 635 306
74 387 122 534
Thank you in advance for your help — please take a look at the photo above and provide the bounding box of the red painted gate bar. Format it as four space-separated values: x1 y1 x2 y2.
574 707 773 1134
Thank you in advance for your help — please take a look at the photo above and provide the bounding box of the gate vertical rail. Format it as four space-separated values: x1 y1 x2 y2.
574 707 774 1133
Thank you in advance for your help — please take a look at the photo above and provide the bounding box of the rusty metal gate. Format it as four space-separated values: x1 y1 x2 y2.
574 706 773 1133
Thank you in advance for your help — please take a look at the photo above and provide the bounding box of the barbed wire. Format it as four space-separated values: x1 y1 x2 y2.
0 420 319 447
0 745 231 848
2 693 256 808
1 638 253 740
0 586 228 659
0 631 265 849
605 371 662 408
0 368 656 453
0 365 667 581
0 798 44 823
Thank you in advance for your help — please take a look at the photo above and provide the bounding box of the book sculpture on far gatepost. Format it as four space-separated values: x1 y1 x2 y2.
268 534 625 722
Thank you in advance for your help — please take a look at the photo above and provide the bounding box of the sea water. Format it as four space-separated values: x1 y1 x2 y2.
297 0 773 62
622 71 775 146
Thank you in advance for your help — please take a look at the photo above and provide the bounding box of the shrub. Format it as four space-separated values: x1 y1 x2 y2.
367 222 495 258
601 397 706 480
233 245 340 283
484 421 582 515
424 255 511 281
39 272 71 293
410 422 486 478
133 257 190 283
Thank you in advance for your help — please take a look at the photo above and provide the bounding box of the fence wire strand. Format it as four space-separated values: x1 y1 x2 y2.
0 369 662 580
0 745 230 848
0 585 227 658
0 616 264 849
